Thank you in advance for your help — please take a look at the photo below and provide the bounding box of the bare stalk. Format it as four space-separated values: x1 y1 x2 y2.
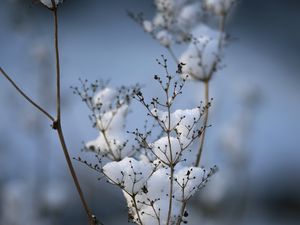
166 87 174 225
51 7 98 225
54 8 61 122
194 14 226 166
166 165 174 225
132 195 144 225
176 202 187 225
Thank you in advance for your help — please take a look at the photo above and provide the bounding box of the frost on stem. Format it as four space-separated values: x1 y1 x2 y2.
179 25 221 81
40 0 63 9
72 79 137 161
75 59 216 225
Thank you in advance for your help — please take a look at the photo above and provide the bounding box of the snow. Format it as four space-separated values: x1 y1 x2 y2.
103 157 153 194
204 0 235 15
93 87 117 111
40 0 62 8
179 25 220 80
151 107 202 139
143 20 153 33
156 30 172 47
85 87 133 160
152 136 182 164
174 166 205 200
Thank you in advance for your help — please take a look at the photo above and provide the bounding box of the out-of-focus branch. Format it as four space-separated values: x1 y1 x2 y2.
195 80 209 166
195 14 227 167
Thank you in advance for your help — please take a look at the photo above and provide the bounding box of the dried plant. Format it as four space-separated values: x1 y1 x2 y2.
74 56 218 225
0 1 98 225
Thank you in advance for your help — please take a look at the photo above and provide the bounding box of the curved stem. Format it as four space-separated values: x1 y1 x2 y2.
0 67 55 122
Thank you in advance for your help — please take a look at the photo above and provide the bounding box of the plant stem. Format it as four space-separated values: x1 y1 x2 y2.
166 89 174 225
195 80 209 167
54 8 61 122
195 14 226 166
132 195 144 225
176 202 187 225
52 8 98 225
166 165 174 225
166 46 179 64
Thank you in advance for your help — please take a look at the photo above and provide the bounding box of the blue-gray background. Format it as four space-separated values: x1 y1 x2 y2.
0 1 299 225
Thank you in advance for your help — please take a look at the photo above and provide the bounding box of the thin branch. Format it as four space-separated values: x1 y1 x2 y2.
0 67 55 122
54 8 61 122
51 7 100 225
165 79 174 225
56 123 96 223
166 46 179 64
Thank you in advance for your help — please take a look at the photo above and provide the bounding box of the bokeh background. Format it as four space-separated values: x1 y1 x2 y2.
0 0 300 225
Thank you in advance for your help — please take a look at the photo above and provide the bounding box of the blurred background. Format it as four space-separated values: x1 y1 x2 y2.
0 0 300 225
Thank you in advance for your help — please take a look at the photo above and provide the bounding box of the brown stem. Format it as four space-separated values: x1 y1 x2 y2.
56 123 96 225
195 80 209 167
0 67 55 122
54 8 61 122
52 7 99 225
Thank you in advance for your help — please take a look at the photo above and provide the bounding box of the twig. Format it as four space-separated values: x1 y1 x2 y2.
51 6 99 225
165 75 174 225
0 67 55 122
